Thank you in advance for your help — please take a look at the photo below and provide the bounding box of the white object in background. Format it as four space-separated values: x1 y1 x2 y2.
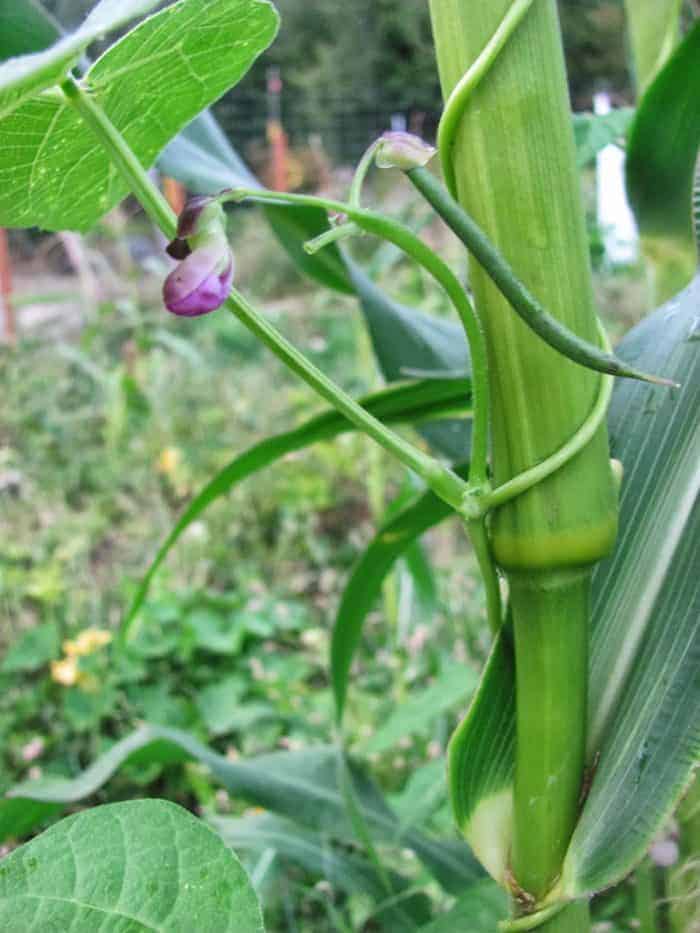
594 91 639 265
390 113 407 132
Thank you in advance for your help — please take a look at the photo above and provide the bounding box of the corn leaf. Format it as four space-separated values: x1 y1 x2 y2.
626 19 700 286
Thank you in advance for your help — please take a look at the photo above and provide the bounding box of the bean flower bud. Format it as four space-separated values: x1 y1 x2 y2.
374 131 437 171
163 197 234 317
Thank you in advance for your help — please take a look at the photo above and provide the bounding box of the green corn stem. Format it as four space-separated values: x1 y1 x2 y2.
509 569 589 899
429 0 623 927
436 0 535 200
406 166 675 387
225 187 490 488
634 859 658 933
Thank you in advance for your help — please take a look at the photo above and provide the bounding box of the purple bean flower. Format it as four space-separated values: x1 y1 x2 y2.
163 196 233 317
375 131 437 171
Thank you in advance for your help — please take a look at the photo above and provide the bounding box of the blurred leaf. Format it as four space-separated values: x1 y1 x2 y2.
212 812 432 928
4 724 481 894
186 608 243 656
158 109 260 193
564 273 700 896
391 759 447 832
572 108 635 168
448 276 700 894
122 378 471 640
626 20 700 290
331 465 468 722
0 800 263 932
418 878 507 932
0 0 61 61
348 263 472 460
264 204 354 294
363 662 478 756
0 0 279 231
1 622 59 673
196 676 247 736
0 0 163 119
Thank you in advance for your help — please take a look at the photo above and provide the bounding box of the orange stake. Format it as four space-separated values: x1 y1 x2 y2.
163 176 186 215
0 228 16 345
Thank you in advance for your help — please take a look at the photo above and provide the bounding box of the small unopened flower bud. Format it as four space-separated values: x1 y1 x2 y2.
375 131 437 171
163 197 233 317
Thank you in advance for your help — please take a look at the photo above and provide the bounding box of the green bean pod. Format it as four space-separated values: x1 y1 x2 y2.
407 166 676 387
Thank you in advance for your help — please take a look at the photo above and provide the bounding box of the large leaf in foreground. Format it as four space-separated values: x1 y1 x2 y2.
0 0 279 231
122 377 471 638
448 276 700 894
626 19 700 287
4 724 480 896
0 799 263 932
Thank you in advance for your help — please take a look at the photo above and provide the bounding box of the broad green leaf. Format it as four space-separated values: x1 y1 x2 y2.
0 799 263 932
0 0 164 119
563 273 700 896
331 464 468 722
447 276 700 894
418 878 507 932
122 377 471 639
196 676 247 735
0 0 61 62
363 662 478 756
572 108 635 169
158 110 260 193
626 19 700 292
1 621 59 672
4 724 482 895
211 812 432 928
0 0 279 231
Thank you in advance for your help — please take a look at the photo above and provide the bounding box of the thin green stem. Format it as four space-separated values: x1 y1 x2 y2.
466 517 502 635
482 337 613 513
60 76 176 238
436 0 535 198
225 187 490 487
304 223 360 254
406 166 675 387
349 139 382 208
225 288 467 509
61 80 468 513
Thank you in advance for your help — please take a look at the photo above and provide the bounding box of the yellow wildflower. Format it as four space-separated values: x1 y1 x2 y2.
157 447 181 475
63 628 112 658
51 656 79 687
